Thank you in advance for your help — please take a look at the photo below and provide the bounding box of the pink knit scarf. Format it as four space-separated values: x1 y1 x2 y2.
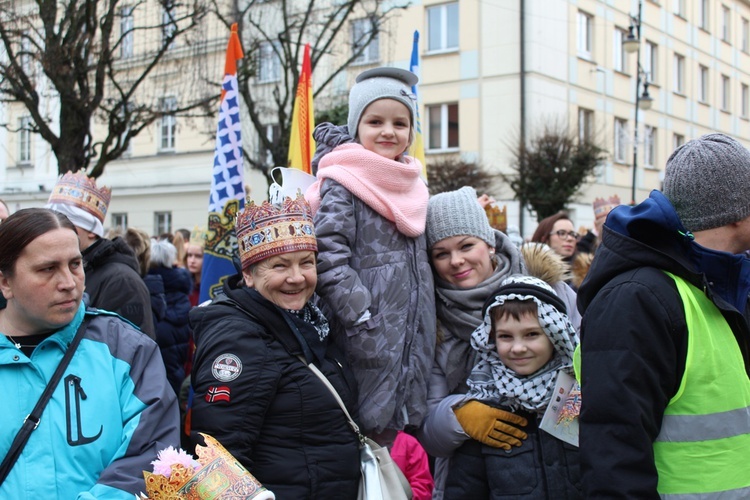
305 143 428 237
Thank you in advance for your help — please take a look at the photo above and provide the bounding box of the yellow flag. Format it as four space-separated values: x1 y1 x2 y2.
287 44 315 174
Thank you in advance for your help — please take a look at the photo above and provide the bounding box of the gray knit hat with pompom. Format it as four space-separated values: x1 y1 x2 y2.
663 133 750 232
347 67 418 139
427 186 495 249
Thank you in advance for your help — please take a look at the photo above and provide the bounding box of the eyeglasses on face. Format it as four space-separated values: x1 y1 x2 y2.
550 230 579 240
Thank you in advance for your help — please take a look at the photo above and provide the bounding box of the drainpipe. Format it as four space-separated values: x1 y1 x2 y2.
519 0 527 236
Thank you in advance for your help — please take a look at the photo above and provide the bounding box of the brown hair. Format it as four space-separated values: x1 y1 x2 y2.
491 299 539 328
123 228 152 277
530 212 571 245
0 208 77 276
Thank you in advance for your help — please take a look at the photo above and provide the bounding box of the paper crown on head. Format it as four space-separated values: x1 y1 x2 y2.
189 226 207 248
236 193 317 269
48 171 112 223
593 195 621 221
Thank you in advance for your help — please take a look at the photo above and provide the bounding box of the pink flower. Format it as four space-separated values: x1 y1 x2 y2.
151 446 200 477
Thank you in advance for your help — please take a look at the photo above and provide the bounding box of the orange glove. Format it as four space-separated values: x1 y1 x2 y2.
453 400 528 450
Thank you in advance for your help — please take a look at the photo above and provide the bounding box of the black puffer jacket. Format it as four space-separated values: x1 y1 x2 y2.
189 276 360 499
83 237 155 338
149 266 192 395
444 408 581 499
577 191 750 498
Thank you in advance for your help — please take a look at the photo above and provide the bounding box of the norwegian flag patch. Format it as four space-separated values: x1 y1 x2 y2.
205 385 231 403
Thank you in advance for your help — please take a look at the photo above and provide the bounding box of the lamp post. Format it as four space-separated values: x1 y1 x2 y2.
623 0 653 205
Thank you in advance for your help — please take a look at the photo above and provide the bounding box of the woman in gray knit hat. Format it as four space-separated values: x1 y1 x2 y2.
417 186 580 499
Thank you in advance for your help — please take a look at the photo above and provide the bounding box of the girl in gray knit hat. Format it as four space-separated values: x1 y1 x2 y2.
304 67 436 447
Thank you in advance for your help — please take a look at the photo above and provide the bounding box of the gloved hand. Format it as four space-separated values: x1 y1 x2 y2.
453 400 528 450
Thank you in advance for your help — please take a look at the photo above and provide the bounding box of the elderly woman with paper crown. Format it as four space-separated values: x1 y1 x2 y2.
188 194 361 499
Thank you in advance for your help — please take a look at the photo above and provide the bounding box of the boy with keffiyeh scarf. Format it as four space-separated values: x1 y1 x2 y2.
444 275 582 500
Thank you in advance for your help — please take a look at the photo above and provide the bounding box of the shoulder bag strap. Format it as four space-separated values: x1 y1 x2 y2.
297 355 363 439
0 318 89 485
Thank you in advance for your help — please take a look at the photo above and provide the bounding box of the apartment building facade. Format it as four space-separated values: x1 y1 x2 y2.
2 0 749 235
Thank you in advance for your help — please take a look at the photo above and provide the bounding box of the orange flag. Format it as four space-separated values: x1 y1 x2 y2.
287 44 315 174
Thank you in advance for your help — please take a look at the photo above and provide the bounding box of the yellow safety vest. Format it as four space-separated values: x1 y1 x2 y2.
654 272 750 499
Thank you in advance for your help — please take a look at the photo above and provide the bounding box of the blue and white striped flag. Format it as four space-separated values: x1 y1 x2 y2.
199 24 245 303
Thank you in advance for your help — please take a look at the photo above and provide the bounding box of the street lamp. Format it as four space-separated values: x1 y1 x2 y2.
626 0 652 205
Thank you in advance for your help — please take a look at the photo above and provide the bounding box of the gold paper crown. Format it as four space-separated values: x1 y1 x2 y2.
189 226 207 248
143 434 273 499
48 171 112 223
593 195 621 220
236 193 317 269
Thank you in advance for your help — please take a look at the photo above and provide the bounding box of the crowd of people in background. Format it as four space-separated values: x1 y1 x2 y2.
1 65 749 500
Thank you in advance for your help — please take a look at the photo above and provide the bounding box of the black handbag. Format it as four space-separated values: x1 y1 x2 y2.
0 319 88 485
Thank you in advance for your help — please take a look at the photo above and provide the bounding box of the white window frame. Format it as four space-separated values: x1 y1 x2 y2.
644 41 657 83
162 7 177 48
111 213 128 230
674 54 685 93
578 107 594 143
577 11 593 59
426 103 459 152
673 133 685 151
674 0 686 17
120 6 134 59
426 3 459 53
18 115 32 164
644 125 656 168
699 0 710 31
742 83 749 118
258 41 281 83
699 65 709 103
351 17 379 65
614 118 628 163
721 5 731 42
159 96 176 152
613 28 627 73
154 211 172 236
721 74 730 111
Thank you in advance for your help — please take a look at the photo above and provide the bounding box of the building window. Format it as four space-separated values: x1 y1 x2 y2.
674 0 686 17
577 11 593 59
721 74 730 111
614 118 628 164
742 84 749 118
159 96 176 152
644 125 656 168
674 54 685 93
427 3 459 52
162 7 176 48
111 213 128 230
20 31 33 76
120 6 134 59
743 18 749 53
426 103 459 151
699 65 709 103
699 0 710 31
673 133 685 151
644 41 657 82
17 115 32 164
578 108 594 143
259 123 280 166
721 5 731 42
614 28 628 73
351 17 379 65
258 41 281 83
154 211 172 236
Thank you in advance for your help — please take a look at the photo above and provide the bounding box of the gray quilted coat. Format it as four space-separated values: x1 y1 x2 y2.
313 179 437 435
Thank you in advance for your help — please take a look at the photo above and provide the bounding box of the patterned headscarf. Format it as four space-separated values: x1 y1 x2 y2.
466 275 579 413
